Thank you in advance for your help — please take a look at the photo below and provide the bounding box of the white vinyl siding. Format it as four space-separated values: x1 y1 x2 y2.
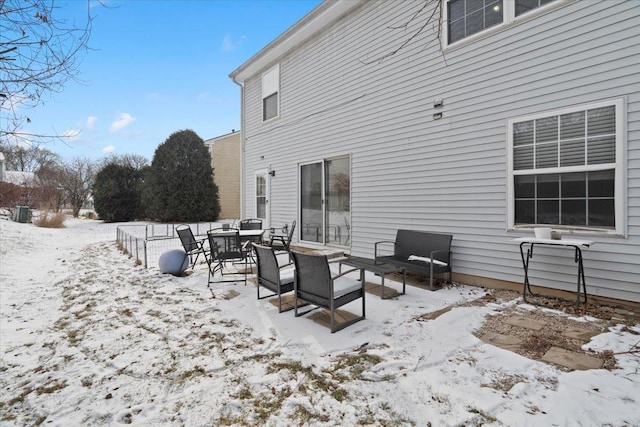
262 64 280 121
238 0 640 302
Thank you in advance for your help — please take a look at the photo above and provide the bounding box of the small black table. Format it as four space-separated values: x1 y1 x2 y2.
340 256 406 299
513 237 594 306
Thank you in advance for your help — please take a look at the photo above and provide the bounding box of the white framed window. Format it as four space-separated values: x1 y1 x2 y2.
506 98 626 235
515 0 556 16
262 64 279 121
443 0 563 46
447 0 503 45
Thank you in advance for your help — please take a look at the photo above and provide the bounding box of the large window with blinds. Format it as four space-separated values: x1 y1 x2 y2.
507 99 625 234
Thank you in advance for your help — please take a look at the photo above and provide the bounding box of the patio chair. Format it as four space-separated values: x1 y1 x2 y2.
253 244 295 312
291 250 365 333
176 224 207 268
238 218 263 263
269 220 296 252
205 228 248 286
239 218 263 235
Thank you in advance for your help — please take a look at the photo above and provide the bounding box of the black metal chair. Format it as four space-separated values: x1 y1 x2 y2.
239 218 262 236
269 220 296 252
253 244 296 312
205 228 248 286
238 218 263 264
291 250 365 333
176 224 207 268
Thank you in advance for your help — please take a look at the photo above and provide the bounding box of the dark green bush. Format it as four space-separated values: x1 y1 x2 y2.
93 163 145 222
142 129 219 222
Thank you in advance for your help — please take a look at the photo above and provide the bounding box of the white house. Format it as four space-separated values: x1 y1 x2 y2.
0 152 36 187
229 0 640 302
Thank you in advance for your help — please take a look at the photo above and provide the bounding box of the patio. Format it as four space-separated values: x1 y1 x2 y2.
2 218 639 426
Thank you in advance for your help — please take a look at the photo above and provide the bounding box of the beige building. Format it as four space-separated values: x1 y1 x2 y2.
204 131 240 220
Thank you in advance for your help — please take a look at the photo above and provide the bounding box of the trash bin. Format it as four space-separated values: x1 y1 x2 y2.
13 206 30 223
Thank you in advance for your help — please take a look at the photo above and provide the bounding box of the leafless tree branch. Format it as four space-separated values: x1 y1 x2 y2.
360 0 442 65
1 0 99 145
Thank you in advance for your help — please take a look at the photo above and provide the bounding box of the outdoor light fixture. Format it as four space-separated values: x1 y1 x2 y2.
268 170 276 177
434 99 444 108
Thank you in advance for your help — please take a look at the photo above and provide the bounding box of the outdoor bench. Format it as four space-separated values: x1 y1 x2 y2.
375 229 452 291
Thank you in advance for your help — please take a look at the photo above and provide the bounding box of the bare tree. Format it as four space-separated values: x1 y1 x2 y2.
35 163 66 211
100 153 149 170
0 0 95 144
0 141 60 171
57 157 96 217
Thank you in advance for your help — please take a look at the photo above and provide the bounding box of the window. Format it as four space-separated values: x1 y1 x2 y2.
448 0 503 44
300 156 350 246
515 0 556 16
262 64 279 121
507 99 625 234
256 174 266 219
444 0 560 45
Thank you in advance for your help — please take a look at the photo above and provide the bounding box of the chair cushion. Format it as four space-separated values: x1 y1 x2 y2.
333 276 362 299
280 266 295 285
408 255 448 267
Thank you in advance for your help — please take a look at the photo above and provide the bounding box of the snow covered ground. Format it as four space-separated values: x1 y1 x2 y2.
1 217 639 426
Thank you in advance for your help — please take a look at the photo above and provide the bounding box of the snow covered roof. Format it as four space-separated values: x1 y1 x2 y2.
2 170 37 186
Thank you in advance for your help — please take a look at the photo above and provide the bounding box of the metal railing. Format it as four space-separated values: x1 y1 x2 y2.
116 222 229 268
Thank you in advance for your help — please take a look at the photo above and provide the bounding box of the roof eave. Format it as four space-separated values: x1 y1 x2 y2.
229 0 365 83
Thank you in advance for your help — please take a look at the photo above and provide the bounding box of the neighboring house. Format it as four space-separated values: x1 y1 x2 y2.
204 130 241 219
229 0 640 302
0 152 36 187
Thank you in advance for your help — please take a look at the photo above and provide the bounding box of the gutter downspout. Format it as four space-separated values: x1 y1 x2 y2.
232 77 245 220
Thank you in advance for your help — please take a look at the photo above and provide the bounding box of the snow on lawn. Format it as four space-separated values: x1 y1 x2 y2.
1 218 639 426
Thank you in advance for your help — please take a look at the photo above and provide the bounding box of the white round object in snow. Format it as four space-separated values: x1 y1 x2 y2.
158 249 188 275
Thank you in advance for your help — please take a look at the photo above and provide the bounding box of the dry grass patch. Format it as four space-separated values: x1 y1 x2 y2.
34 212 66 228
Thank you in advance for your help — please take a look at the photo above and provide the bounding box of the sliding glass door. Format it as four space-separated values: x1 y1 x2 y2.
300 156 350 246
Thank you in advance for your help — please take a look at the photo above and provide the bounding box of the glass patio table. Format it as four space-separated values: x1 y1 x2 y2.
339 255 406 299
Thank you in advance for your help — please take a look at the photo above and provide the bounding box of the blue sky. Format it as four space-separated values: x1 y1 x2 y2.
21 0 321 163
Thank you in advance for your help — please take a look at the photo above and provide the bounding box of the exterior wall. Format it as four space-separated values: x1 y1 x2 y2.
206 131 241 220
235 0 640 301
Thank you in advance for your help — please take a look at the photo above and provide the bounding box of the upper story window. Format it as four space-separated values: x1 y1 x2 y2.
448 0 503 44
262 64 280 122
507 99 625 235
516 0 556 16
445 0 560 46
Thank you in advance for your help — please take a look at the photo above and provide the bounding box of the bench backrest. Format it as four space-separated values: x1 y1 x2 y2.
394 229 452 259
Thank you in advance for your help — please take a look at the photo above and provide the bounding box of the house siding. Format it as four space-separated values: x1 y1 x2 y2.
236 0 640 302
206 132 241 220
